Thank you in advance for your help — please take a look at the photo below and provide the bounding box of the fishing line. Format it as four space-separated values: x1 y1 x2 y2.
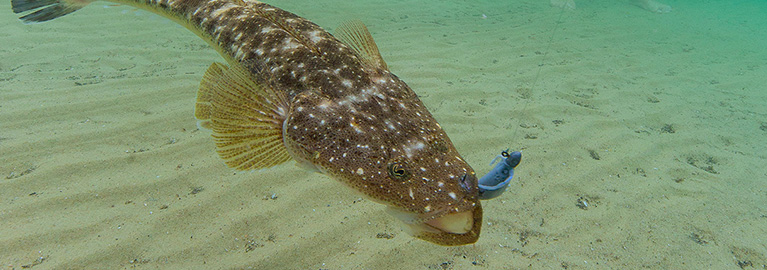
476 7 570 200
509 6 568 141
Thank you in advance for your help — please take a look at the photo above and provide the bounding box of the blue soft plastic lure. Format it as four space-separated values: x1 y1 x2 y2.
478 150 521 200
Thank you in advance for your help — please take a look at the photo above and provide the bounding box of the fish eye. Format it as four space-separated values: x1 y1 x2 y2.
387 162 411 180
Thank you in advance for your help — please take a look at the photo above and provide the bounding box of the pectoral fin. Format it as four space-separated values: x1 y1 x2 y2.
195 62 291 170
12 0 93 23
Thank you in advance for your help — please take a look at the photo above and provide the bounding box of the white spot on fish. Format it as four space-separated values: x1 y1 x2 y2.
211 3 236 18
307 30 323 43
261 26 275 33
282 39 300 51
384 120 396 131
403 140 425 158
350 122 363 133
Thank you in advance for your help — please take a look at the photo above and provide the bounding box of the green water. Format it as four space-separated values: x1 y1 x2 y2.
1 0 765 268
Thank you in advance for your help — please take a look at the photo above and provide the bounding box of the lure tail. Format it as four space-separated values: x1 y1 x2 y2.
12 0 93 23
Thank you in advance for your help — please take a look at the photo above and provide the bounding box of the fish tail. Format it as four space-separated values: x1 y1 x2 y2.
12 0 93 23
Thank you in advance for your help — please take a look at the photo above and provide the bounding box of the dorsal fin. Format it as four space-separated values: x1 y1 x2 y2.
334 20 389 71
195 62 291 170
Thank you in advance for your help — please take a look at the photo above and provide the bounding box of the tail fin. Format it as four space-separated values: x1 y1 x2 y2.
11 0 92 23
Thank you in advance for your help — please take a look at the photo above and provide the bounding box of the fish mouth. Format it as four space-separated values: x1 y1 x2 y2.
386 203 483 246
424 210 474 234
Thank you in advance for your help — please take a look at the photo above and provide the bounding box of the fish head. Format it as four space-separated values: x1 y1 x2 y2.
381 138 484 246
283 88 483 246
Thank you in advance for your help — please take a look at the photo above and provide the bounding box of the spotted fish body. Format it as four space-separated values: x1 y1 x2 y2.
12 0 483 245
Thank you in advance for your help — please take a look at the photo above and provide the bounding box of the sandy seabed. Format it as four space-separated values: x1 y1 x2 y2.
2 0 766 269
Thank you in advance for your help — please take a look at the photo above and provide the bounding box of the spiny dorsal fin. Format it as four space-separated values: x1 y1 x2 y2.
195 62 291 170
334 20 389 71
